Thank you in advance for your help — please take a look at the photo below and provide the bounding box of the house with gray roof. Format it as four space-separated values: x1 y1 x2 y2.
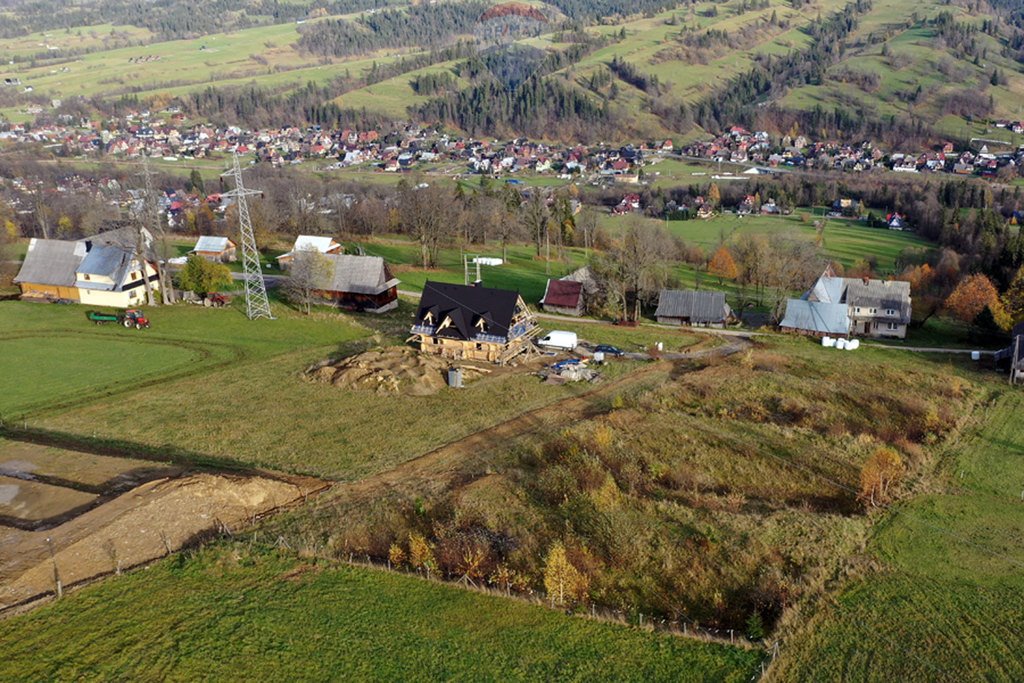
780 268 911 339
655 289 732 327
312 253 399 313
13 229 159 307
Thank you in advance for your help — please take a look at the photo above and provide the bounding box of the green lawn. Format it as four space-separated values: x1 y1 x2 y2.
772 389 1024 681
0 546 761 682
1 297 651 480
0 333 205 416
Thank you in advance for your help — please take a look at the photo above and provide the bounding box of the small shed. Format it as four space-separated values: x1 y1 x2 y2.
655 290 732 327
190 235 237 263
540 279 584 316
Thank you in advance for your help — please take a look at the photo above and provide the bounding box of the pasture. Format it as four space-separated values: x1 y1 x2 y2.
771 390 1024 681
601 212 935 274
0 546 762 682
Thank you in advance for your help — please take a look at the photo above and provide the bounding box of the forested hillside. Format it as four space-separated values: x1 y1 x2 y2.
3 0 1024 144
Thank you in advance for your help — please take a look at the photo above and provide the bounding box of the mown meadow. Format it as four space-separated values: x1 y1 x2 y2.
0 546 762 682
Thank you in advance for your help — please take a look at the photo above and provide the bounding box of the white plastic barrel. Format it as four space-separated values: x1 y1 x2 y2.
836 338 848 350
971 351 981 361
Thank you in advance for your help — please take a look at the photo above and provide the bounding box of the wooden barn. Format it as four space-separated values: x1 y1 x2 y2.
655 289 732 327
540 279 584 316
314 254 400 313
410 281 539 364
540 266 600 316
12 238 85 302
190 235 237 262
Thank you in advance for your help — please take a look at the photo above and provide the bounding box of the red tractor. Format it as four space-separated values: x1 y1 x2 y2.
122 309 151 329
205 292 232 308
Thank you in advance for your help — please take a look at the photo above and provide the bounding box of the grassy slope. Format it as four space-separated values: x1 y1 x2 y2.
1 296 648 480
600 212 935 273
2 0 1021 138
772 389 1024 681
0 547 761 682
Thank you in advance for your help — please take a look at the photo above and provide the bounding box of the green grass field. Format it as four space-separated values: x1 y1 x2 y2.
0 333 205 416
602 212 935 275
0 546 761 682
772 389 1024 681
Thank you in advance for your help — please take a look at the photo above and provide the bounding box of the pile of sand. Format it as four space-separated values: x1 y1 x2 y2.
307 347 488 396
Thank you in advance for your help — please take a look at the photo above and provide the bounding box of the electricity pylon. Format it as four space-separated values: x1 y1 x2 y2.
222 152 273 320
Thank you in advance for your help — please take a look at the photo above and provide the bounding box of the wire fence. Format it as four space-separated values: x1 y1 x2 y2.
267 533 772 654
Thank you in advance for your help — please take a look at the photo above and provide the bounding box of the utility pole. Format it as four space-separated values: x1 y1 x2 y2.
222 152 273 320
141 153 176 304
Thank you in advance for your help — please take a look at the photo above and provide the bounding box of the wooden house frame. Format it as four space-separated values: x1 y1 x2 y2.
410 281 540 364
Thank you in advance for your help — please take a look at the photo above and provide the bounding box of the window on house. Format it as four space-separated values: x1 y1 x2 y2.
870 308 877 315
83 274 90 281
886 308 896 316
887 322 898 331
855 307 861 314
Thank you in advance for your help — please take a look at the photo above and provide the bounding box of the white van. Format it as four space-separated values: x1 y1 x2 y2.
537 330 578 351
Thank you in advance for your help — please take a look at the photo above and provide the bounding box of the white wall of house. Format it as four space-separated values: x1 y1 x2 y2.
79 286 147 308
77 260 159 308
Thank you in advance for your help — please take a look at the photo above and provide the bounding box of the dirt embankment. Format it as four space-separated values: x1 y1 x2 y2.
0 441 325 614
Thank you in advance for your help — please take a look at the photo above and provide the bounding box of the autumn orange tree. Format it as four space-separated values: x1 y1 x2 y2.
1003 265 1024 326
945 273 1010 330
708 245 739 284
858 447 904 508
707 182 721 207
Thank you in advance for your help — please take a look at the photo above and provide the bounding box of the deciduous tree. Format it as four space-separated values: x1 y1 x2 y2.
1003 265 1024 326
283 247 333 315
708 244 738 283
543 541 588 607
177 255 232 296
945 273 1008 329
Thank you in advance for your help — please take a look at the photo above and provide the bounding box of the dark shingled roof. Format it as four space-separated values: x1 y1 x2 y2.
415 281 524 341
655 289 731 324
541 279 583 308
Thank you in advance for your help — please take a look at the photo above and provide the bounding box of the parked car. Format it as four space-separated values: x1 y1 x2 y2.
594 344 625 357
